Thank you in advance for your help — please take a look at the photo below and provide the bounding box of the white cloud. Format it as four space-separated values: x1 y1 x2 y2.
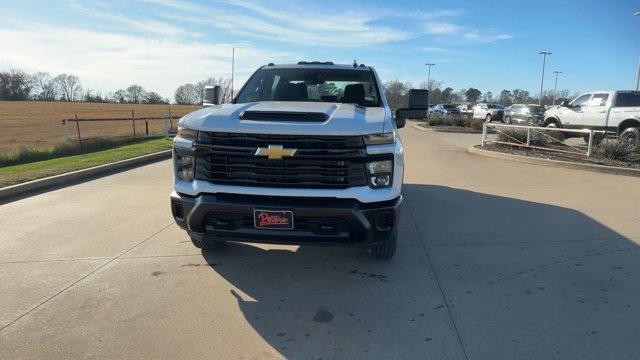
140 0 413 46
423 21 515 44
464 30 516 44
0 19 293 98
424 22 465 34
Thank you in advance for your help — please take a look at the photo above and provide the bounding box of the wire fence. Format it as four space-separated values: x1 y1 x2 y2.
61 112 182 150
481 123 607 157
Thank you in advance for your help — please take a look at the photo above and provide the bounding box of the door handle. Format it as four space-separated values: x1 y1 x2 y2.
577 111 583 113
598 111 605 113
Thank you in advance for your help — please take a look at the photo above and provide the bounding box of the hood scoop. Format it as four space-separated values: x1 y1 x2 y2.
239 111 328 122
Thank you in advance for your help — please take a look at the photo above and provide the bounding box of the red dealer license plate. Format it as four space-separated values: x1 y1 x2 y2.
254 209 294 230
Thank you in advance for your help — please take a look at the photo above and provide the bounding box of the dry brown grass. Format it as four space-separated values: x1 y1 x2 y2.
0 101 200 155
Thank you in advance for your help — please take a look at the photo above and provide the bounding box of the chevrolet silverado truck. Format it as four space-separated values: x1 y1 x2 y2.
170 62 404 259
543 91 640 143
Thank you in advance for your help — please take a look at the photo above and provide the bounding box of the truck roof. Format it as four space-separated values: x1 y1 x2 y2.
262 62 373 71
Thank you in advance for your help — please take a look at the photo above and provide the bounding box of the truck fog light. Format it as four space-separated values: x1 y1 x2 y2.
366 160 393 188
175 153 194 182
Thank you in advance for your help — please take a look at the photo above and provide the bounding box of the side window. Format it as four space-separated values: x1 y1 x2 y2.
615 92 640 107
587 93 609 107
571 94 592 107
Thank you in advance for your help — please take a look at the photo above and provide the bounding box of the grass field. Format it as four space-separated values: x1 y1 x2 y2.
0 101 200 155
0 138 173 187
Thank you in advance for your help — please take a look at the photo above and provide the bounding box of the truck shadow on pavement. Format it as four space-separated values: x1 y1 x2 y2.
199 184 640 359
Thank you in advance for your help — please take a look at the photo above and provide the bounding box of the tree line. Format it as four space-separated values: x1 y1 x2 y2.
0 69 233 105
383 79 578 110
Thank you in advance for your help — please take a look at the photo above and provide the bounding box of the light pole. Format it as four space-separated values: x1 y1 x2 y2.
231 47 235 100
538 51 551 106
635 12 640 90
553 71 562 105
425 63 435 107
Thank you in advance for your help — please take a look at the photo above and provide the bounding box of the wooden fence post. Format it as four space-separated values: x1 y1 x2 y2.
163 115 169 139
145 120 149 136
62 119 69 141
75 113 83 151
131 109 136 136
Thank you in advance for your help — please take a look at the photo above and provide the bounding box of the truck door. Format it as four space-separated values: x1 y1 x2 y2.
561 93 591 127
581 93 610 128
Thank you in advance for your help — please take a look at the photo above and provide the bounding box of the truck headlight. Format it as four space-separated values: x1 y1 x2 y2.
366 160 393 188
175 152 194 182
364 132 396 145
177 126 198 141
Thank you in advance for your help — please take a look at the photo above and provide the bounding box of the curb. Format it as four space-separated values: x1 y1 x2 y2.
467 145 640 177
412 123 487 134
0 150 172 203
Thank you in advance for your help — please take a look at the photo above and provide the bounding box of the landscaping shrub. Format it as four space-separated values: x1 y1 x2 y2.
428 117 443 126
428 115 470 128
452 117 466 127
594 139 636 162
497 128 548 147
468 118 484 130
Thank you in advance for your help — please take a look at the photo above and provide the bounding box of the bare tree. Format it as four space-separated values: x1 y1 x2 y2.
53 73 82 101
383 80 411 110
126 84 146 104
111 89 127 103
30 72 57 100
143 91 168 104
174 83 199 104
0 69 32 100
195 77 233 103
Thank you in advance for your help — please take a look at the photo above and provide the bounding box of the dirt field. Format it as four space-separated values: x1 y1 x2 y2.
0 101 200 155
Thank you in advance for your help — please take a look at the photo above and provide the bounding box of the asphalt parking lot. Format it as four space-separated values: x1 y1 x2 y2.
1 121 639 359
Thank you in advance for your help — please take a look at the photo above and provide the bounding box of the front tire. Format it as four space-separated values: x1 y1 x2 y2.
544 120 565 141
485 114 492 123
504 116 511 124
369 230 397 260
620 127 640 144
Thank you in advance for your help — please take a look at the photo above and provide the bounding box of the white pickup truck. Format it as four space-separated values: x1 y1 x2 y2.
171 62 404 259
543 91 640 142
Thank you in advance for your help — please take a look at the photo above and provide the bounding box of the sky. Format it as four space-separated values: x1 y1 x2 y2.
1 0 639 100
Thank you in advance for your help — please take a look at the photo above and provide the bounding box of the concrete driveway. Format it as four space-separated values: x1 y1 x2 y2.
1 121 639 359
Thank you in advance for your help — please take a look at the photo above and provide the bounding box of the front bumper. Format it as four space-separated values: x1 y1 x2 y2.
171 191 402 247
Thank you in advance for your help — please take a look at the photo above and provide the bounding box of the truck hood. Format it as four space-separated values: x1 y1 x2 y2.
179 101 389 135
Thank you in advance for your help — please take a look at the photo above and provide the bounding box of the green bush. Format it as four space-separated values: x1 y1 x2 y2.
429 115 470 127
428 117 443 126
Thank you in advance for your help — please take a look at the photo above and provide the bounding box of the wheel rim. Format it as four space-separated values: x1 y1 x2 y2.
621 129 640 144
485 115 491 122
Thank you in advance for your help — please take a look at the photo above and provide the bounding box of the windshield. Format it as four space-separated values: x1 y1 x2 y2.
235 67 381 107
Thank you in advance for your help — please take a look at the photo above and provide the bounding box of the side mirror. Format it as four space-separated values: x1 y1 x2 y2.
203 85 223 106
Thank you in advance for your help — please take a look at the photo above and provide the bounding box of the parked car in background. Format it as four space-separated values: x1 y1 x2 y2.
504 104 544 125
472 103 505 122
543 90 640 143
457 103 473 115
428 105 446 117
441 104 461 115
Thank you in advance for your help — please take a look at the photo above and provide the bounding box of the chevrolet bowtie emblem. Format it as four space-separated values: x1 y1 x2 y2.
254 145 297 160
